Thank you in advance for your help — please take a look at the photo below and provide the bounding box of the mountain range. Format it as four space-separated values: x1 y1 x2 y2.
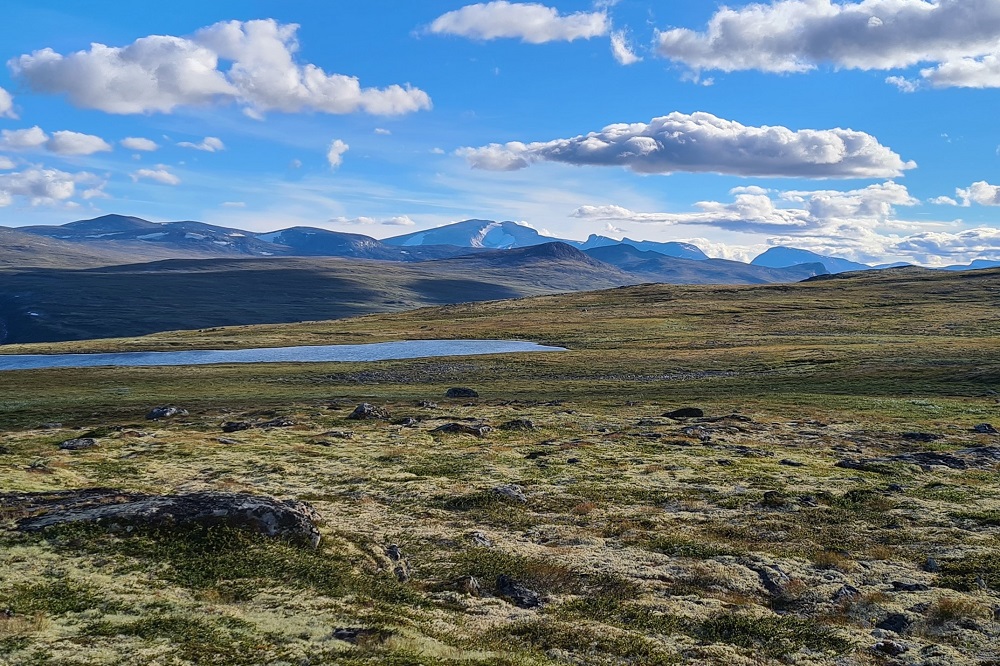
3 214 996 274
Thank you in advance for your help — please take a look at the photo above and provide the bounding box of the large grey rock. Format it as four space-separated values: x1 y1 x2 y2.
445 387 479 399
3 488 322 547
58 438 98 451
347 403 390 420
146 406 188 420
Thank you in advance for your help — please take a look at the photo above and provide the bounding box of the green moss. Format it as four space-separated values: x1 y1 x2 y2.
695 613 851 657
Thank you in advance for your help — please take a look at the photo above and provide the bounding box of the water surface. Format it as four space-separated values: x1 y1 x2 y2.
0 339 565 371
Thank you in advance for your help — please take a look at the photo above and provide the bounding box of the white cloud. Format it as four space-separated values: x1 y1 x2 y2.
656 0 1000 79
178 136 225 152
928 195 959 206
45 130 112 155
655 0 1000 90
331 214 415 226
326 139 349 168
0 156 15 170
957 180 1000 206
0 86 16 118
430 147 446 155
429 1 608 43
1 126 112 156
0 167 101 206
131 166 180 185
289 158 302 169
222 201 246 207
374 128 391 135
573 181 919 234
121 137 159 151
1 126 48 150
610 30 641 65
11 19 432 116
896 228 1000 262
458 111 914 178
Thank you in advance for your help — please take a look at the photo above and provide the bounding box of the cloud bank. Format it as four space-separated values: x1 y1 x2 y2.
656 0 1000 89
0 167 103 206
10 19 432 116
458 112 914 178
429 2 608 43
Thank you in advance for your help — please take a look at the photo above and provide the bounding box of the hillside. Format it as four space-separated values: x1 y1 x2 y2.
1 267 999 666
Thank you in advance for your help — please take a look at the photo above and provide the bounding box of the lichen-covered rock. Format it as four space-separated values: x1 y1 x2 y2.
433 423 492 437
4 489 322 547
58 438 98 451
445 387 479 398
347 403 389 420
146 406 188 420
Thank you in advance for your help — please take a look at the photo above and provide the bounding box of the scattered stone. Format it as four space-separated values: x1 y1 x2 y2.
876 613 912 634
973 423 999 434
637 432 663 439
433 423 492 437
832 584 861 602
761 491 787 507
797 495 819 507
222 421 252 433
886 483 906 493
779 459 805 467
385 544 410 582
331 628 390 645
873 640 909 656
6 489 323 547
891 582 931 593
40 422 62 429
417 400 438 409
566 458 581 464
145 406 188 420
499 419 535 431
525 451 551 460
0 446 10 455
459 576 483 596
901 432 942 442
258 417 295 428
394 417 419 427
445 387 479 399
58 438 97 451
744 561 791 597
493 484 528 503
682 426 712 442
716 459 733 466
217 438 240 445
496 574 541 608
321 431 354 439
469 531 493 547
347 403 389 420
664 407 704 418
922 557 941 573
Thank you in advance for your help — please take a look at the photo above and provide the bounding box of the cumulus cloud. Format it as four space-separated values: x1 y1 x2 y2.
1 126 112 155
457 111 914 178
572 181 919 234
928 195 959 206
10 19 432 116
655 0 1000 89
895 227 1000 260
331 214 415 226
178 136 225 152
0 167 102 206
0 86 16 118
429 1 608 43
131 166 180 185
1 126 48 150
326 139 349 168
45 130 112 155
957 180 1000 206
0 156 15 170
121 136 159 151
610 30 641 65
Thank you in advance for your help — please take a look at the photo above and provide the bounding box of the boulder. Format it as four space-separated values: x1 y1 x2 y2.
58 438 98 451
347 403 390 420
663 407 704 418
496 574 541 608
973 423 998 434
432 423 492 437
4 488 322 547
499 419 535 431
222 421 252 433
445 387 479 399
146 406 188 420
493 484 528 503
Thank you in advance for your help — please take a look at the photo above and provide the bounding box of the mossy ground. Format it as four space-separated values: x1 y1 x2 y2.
1 269 999 665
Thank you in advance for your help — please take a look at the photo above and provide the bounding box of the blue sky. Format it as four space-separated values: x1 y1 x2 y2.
1 0 999 265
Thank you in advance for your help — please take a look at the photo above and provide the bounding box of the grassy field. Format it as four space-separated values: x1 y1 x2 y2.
1 267 999 665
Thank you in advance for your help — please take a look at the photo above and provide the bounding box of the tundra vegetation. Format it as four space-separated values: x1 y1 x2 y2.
1 267 999 665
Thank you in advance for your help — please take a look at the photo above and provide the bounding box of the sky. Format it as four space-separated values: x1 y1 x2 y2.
1 0 999 266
